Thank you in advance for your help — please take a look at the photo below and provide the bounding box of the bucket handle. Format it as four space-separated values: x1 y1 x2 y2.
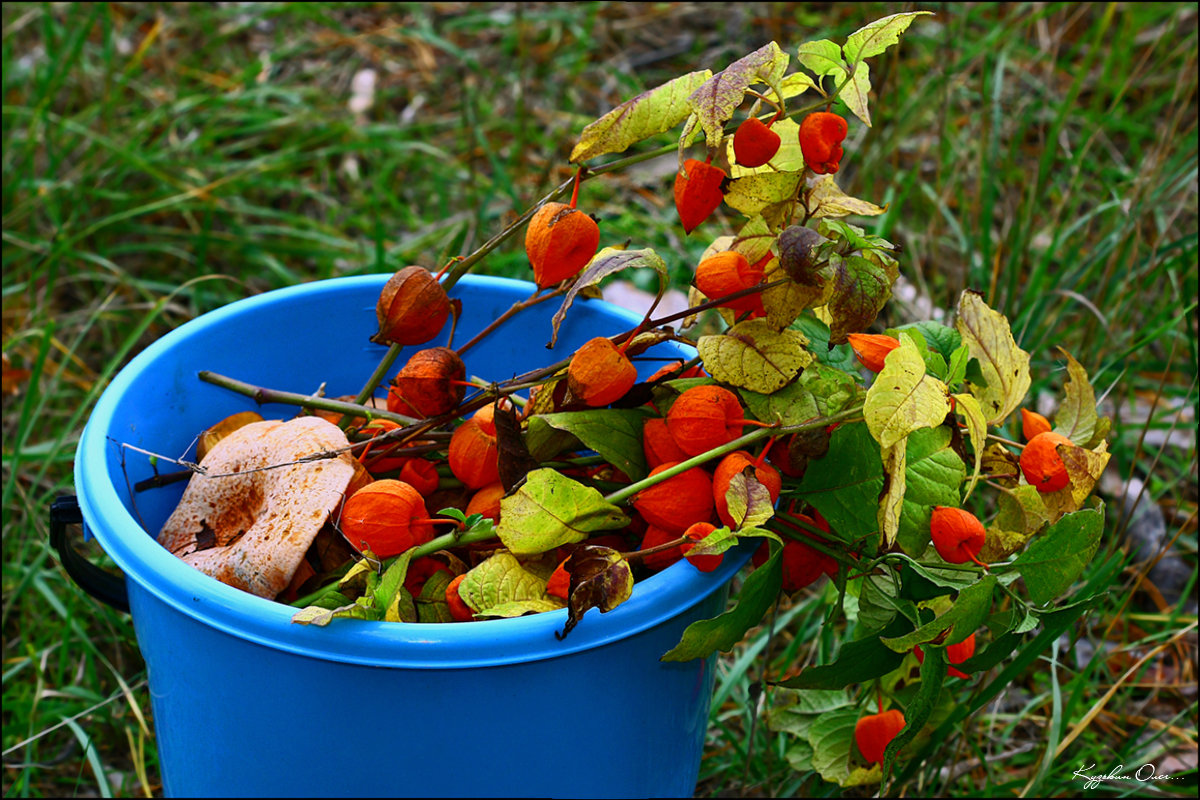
50 495 130 613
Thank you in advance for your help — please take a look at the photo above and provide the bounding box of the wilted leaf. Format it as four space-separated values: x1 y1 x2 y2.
1 353 31 396
825 255 899 345
864 333 952 450
1053 348 1105 446
493 399 539 492
196 411 264 463
762 255 830 330
1012 503 1104 605
1041 440 1111 521
688 42 789 149
979 527 1031 563
549 247 668 348
954 291 1031 425
982 441 1022 487
807 175 887 219
698 318 813 393
477 598 566 618
559 544 634 639
496 468 628 554
570 71 712 162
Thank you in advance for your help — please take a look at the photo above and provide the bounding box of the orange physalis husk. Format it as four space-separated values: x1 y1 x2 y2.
445 573 475 622
339 479 435 558
1020 431 1073 493
846 333 901 373
642 417 689 471
915 632 976 679
712 450 782 528
546 557 571 601
375 266 451 346
681 521 723 573
855 709 906 765
798 111 849 175
1020 408 1053 442
637 524 686 572
448 409 500 489
387 347 467 419
732 117 781 168
396 458 439 496
665 385 745 457
567 336 637 406
673 158 726 234
694 251 766 314
358 418 410 474
465 480 506 523
631 461 715 533
524 202 600 288
929 506 987 565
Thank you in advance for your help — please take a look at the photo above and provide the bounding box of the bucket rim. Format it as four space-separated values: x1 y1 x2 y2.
76 274 754 669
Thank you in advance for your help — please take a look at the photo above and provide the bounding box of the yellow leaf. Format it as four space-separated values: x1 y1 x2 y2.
726 172 803 218
878 441 906 547
864 333 952 449
697 319 813 393
954 291 1031 426
1040 440 1111 522
952 392 987 500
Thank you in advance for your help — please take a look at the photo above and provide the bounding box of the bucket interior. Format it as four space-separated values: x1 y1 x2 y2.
75 274 753 668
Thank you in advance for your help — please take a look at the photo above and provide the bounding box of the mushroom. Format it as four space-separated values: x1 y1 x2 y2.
157 416 356 599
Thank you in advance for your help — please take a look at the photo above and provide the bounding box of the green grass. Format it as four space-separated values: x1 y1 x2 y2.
3 3 1196 797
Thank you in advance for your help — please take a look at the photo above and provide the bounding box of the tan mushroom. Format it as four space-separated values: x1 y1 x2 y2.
157 416 357 599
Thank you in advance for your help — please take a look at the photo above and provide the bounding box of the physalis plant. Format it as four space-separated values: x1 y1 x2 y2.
157 12 1111 790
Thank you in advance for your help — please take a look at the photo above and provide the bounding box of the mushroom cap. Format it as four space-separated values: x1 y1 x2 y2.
157 416 356 599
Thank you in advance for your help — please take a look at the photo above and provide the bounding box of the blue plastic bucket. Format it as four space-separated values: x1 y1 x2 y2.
73 274 752 798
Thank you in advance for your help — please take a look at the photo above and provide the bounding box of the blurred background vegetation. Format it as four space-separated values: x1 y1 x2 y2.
3 2 1196 796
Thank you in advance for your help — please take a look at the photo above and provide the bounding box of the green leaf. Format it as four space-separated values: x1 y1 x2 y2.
825 254 899 345
777 623 909 689
526 408 651 481
882 643 946 782
496 469 629 555
1011 503 1104 605
739 361 857 428
955 291 1031 426
895 321 962 365
946 344 970 389
895 427 966 556
857 573 903 634
796 423 882 544
808 707 860 786
570 70 712 163
791 314 858 372
881 575 997 651
688 42 789 149
698 318 813 393
845 12 935 62
661 544 781 661
796 39 846 82
549 247 669 348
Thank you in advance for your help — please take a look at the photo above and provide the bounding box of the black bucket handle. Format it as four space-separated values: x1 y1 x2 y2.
50 495 130 613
